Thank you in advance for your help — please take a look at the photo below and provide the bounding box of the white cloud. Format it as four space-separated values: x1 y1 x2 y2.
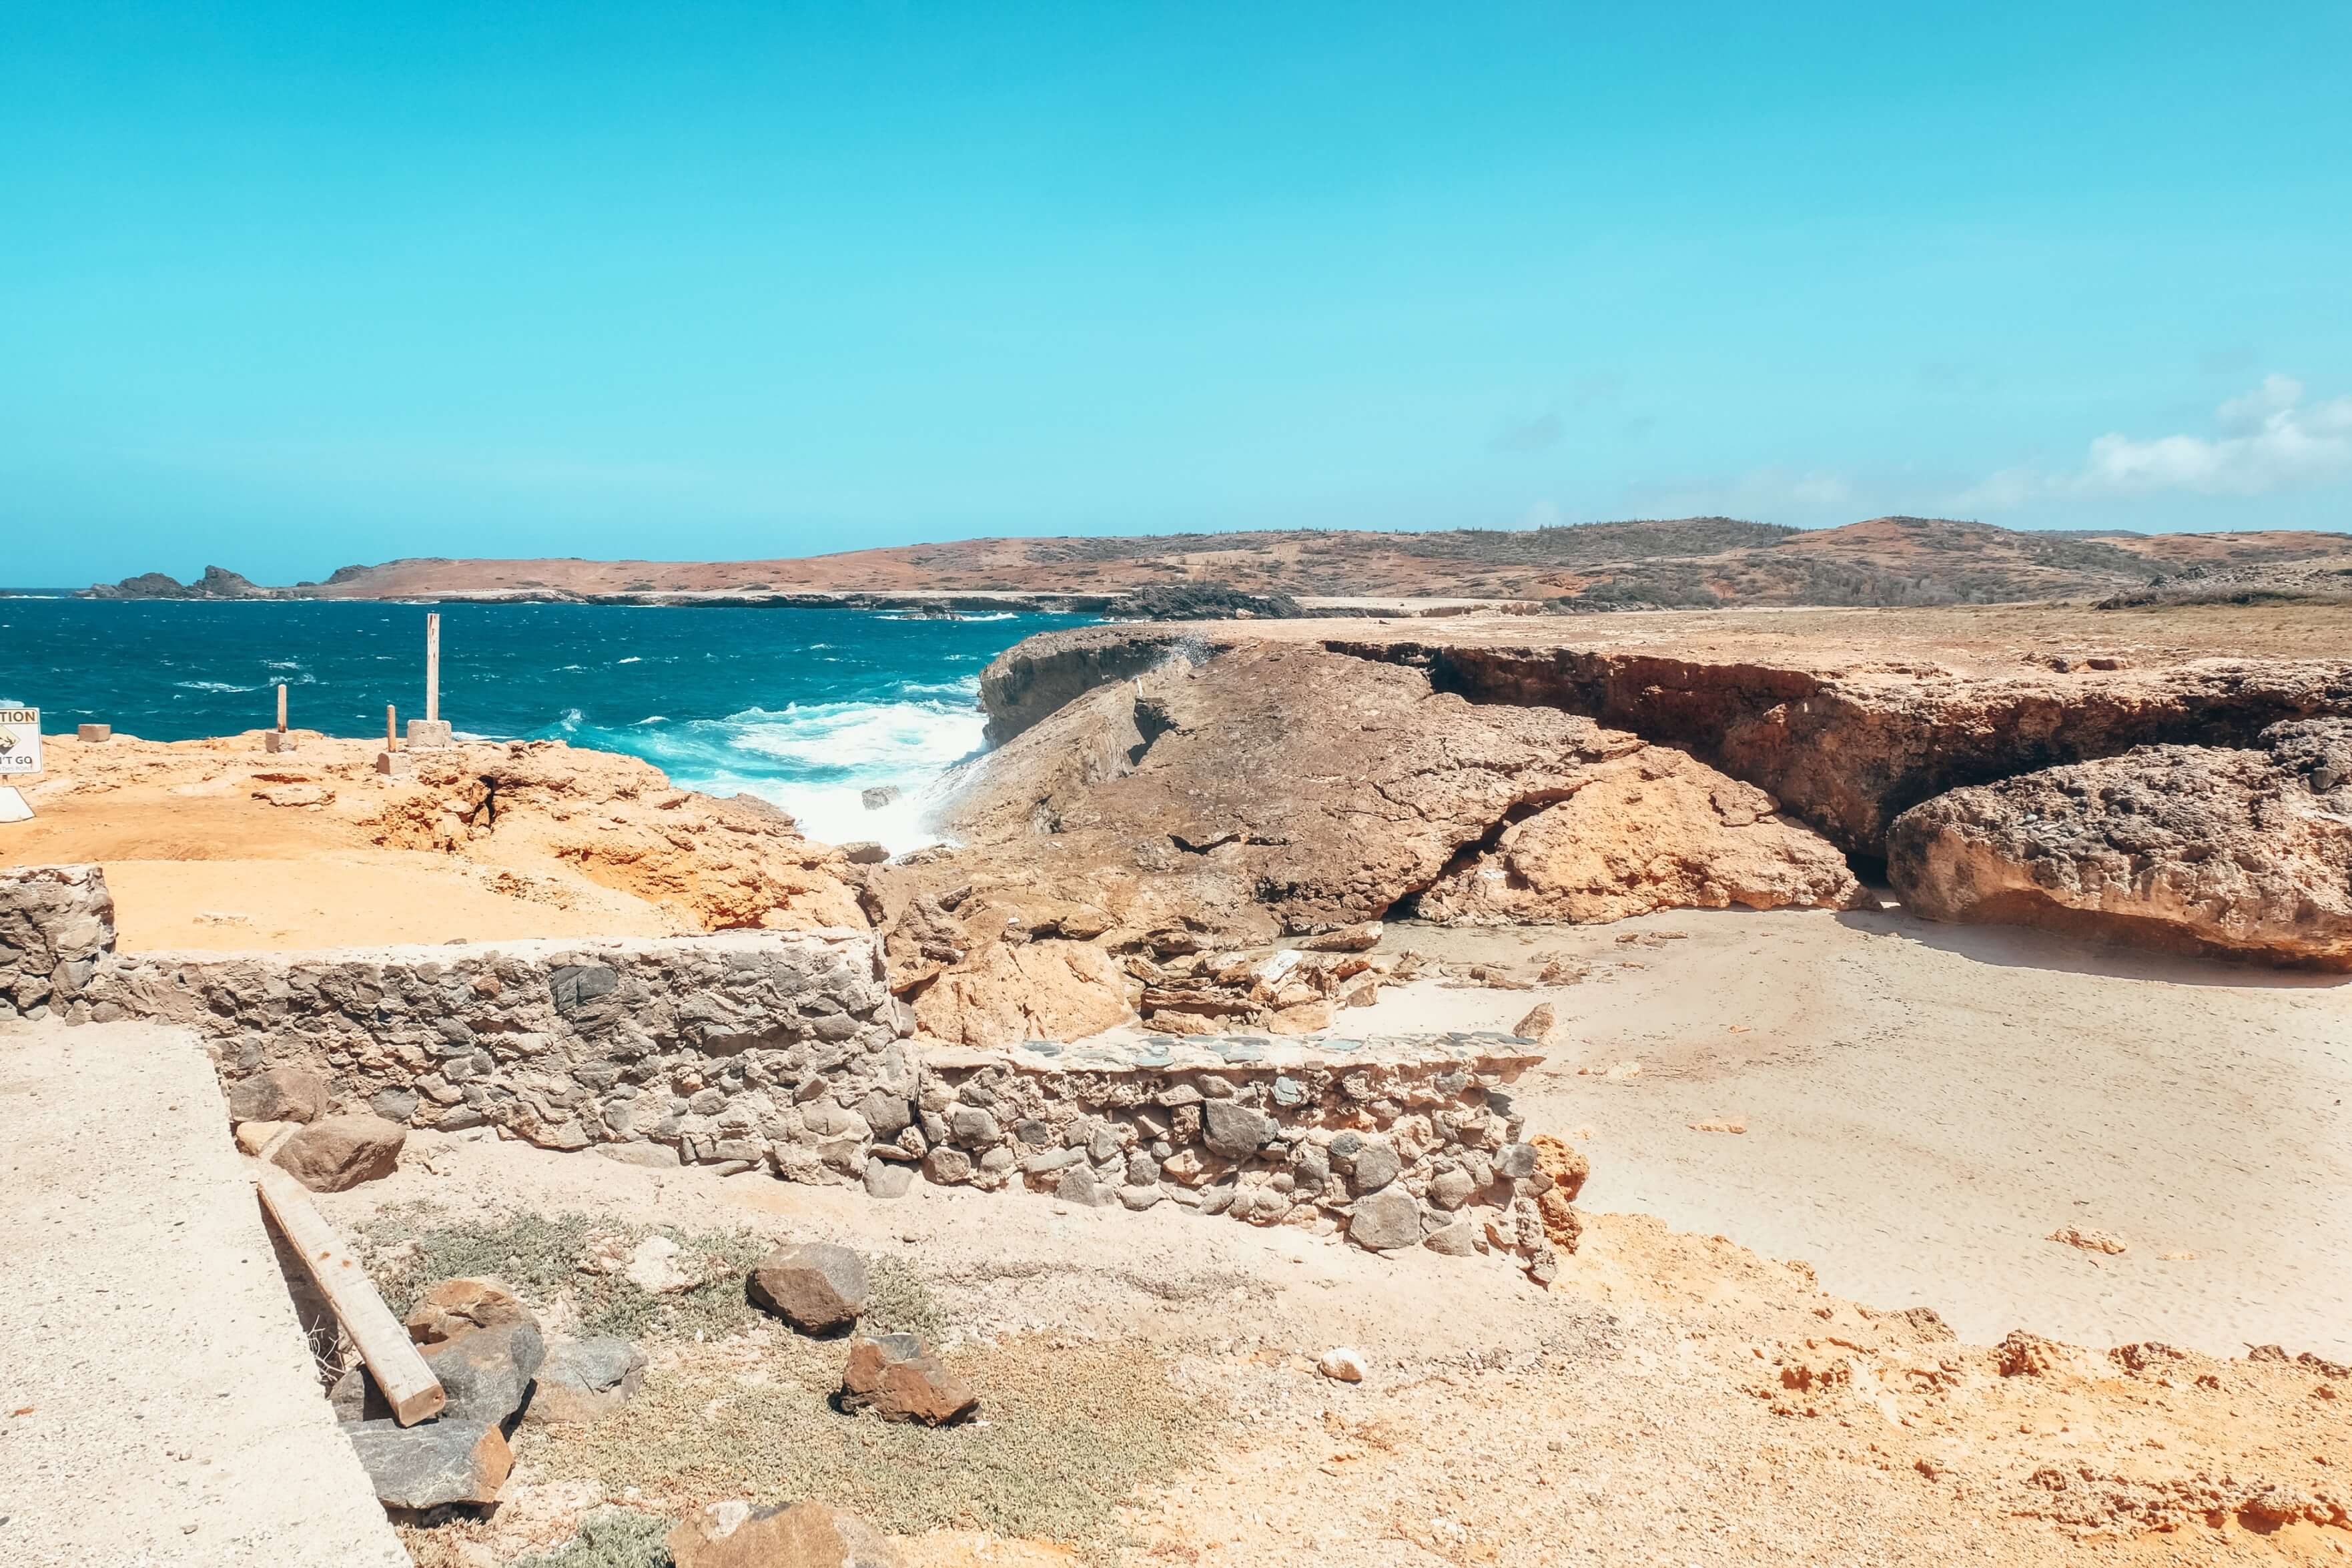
1970 376 2352 508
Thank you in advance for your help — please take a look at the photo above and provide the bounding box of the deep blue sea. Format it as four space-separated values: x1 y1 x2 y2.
0 599 1084 848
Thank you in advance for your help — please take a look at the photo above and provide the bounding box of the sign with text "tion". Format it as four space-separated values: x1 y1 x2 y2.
0 708 41 775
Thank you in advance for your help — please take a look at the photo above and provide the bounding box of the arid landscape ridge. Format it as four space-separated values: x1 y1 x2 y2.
73 514 2352 613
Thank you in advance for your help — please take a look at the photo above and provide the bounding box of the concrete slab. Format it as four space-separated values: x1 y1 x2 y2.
0 1019 408 1567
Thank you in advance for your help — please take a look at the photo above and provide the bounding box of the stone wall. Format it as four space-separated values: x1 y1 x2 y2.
0 863 115 1020
76 928 910 1183
5 867 1576 1256
915 1033 1577 1271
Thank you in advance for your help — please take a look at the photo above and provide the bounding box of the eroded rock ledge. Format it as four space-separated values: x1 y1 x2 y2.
874 641 1863 1044
977 623 2352 859
1888 719 2352 968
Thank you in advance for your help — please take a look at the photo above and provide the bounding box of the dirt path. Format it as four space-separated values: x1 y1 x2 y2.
0 1020 408 1567
1350 907 2352 1361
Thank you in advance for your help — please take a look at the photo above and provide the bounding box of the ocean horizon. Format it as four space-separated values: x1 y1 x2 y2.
0 599 1084 850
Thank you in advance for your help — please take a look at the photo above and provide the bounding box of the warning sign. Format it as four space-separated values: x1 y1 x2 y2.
0 707 41 775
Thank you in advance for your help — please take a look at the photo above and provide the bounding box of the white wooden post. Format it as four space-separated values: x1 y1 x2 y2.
276 683 288 732
425 613 440 723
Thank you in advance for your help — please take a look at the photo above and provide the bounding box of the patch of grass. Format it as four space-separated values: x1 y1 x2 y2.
360 1205 771 1342
511 1509 675 1568
530 1336 1212 1553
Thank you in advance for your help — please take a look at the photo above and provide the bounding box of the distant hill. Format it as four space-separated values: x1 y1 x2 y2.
79 516 2352 611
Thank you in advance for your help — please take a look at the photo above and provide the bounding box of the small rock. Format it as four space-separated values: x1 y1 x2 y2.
1317 1347 1368 1383
522 1336 646 1426
840 840 890 865
1493 1142 1539 1180
2049 1226 2128 1256
1119 1184 1166 1211
1056 1166 1118 1207
1429 1168 1477 1210
863 1158 915 1199
949 1107 1002 1146
1296 923 1381 952
1511 1002 1557 1044
622 1235 705 1294
404 1278 537 1346
233 1120 290 1156
598 1141 682 1168
344 1418 512 1509
1202 1099 1274 1159
422 1321 546 1424
369 1088 421 1124
860 785 903 811
668 1499 903 1568
923 1146 974 1184
228 1066 331 1125
839 1333 979 1425
270 1114 406 1192
1347 1138 1401 1195
1423 1220 1481 1256
748 1242 871 1334
1347 1187 1423 1252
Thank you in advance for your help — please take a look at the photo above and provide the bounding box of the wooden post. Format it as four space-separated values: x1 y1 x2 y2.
386 705 397 750
252 1160 445 1427
276 683 288 733
425 613 440 724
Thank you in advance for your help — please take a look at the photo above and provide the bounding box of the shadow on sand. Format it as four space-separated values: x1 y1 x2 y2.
1834 899 2349 990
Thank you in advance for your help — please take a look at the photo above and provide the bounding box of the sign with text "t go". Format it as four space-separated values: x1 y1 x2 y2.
0 707 41 775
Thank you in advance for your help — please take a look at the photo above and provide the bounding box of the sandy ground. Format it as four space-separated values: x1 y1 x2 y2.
1342 906 2352 1363
0 1019 408 1568
330 1126 2352 1567
0 733 708 950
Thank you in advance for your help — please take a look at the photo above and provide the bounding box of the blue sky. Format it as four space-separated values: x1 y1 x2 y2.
4 2 2349 585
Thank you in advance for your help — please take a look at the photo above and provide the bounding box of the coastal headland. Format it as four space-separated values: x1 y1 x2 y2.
6 594 2350 1565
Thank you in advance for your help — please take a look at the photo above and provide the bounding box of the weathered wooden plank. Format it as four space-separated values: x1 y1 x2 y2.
250 1159 445 1427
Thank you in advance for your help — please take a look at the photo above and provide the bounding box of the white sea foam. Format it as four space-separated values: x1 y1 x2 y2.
576 686 986 854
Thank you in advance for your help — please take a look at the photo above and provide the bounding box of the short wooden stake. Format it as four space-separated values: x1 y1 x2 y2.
386 704 397 750
252 1159 445 1427
276 683 288 732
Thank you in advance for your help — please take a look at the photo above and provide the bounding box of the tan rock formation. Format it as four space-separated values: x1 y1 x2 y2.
867 643 1862 1043
1415 751 1866 923
1887 719 2352 967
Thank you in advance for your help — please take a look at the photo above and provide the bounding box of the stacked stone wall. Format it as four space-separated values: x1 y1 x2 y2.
916 1034 1572 1270
75 931 909 1181
0 863 115 1020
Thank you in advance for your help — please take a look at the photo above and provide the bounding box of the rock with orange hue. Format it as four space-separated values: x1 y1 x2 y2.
1889 719 2352 968
839 1333 979 1425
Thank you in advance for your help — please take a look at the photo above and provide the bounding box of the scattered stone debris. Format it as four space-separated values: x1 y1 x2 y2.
1317 1347 1368 1383
1688 1117 1748 1134
839 1332 979 1425
748 1242 871 1334
344 1416 514 1510
2049 1226 2128 1255
667 1499 903 1568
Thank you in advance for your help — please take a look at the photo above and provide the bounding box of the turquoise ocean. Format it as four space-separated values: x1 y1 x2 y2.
0 599 1083 850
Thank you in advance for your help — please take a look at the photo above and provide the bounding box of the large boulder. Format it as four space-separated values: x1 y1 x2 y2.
1412 754 1866 923
1888 719 2352 968
667 1500 901 1568
746 1242 869 1335
269 1113 406 1192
